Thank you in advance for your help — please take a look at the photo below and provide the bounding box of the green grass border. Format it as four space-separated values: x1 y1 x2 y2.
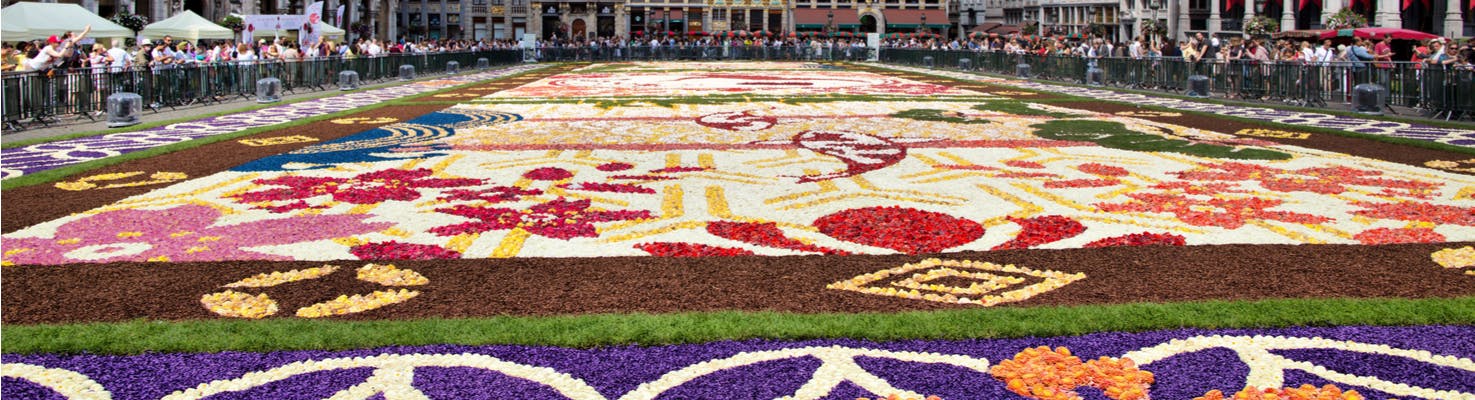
861 62 1475 130
0 65 557 191
4 296 1471 355
863 63 1475 156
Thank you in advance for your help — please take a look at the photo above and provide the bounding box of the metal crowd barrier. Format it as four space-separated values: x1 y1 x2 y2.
2 50 523 131
880 48 1475 120
529 45 876 63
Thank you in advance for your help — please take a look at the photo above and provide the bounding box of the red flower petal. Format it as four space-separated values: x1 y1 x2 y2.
814 206 984 254
635 242 755 257
993 215 1087 250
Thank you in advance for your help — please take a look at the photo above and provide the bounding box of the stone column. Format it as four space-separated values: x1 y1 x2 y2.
1445 0 1463 35
1375 0 1400 26
1174 0 1188 39
616 4 628 38
1209 0 1221 35
1282 0 1295 29
1321 0 1341 28
529 2 543 38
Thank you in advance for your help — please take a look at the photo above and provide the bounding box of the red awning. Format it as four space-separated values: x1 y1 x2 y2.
883 9 947 26
793 8 861 26
969 22 1003 33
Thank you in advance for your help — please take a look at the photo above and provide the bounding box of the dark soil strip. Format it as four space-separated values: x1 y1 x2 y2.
4 242 1470 324
0 105 445 233
1052 100 1475 172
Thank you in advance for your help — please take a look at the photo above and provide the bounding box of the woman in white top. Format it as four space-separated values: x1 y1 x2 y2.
27 25 91 72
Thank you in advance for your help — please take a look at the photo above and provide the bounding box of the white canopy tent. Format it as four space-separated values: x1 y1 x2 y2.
0 2 134 42
250 24 346 39
139 10 234 41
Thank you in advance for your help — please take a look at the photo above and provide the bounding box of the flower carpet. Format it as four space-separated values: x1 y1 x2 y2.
3 61 1474 399
0 64 549 180
861 63 1475 146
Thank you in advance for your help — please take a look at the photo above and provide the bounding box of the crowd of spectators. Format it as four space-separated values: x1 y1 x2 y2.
881 31 1474 70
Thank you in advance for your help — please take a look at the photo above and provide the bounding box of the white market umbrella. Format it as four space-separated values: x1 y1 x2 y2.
140 10 235 41
0 2 134 41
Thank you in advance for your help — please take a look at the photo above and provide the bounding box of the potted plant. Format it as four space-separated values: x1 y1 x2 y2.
1243 15 1279 37
219 15 245 32
1140 19 1167 37
1022 21 1039 35
111 12 149 34
1325 8 1369 30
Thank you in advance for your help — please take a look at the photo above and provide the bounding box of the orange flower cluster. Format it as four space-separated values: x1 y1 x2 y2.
989 346 1153 400
1193 385 1363 400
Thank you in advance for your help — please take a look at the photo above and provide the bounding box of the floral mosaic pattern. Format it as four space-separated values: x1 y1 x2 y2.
3 325 1471 399
0 64 547 179
7 63 1475 265
487 66 979 98
863 63 1475 147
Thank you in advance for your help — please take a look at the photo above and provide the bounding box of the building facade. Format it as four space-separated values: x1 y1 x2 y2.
11 0 1470 42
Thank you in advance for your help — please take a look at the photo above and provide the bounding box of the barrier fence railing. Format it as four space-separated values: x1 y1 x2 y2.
527 45 878 63
2 50 523 131
881 48 1475 121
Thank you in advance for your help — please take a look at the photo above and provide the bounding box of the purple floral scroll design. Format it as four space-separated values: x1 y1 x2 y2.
0 64 548 180
3 325 1473 400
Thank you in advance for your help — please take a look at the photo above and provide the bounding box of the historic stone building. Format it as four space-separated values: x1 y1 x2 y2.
11 0 1470 42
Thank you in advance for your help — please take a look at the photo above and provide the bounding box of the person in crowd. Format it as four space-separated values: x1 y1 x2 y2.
26 25 91 73
107 39 131 72
2 42 25 72
1425 39 1456 67
1372 35 1393 68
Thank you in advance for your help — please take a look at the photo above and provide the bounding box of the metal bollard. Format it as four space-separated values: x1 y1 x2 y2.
399 65 416 81
446 61 460 74
923 56 935 68
338 70 360 91
1353 83 1386 115
958 58 972 70
106 92 143 128
1186 75 1210 98
256 77 282 103
477 58 490 69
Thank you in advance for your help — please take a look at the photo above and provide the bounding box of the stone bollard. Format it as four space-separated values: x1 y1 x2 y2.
399 65 416 81
923 56 935 68
1186 75 1210 98
477 58 491 69
446 61 460 74
1086 67 1104 86
256 77 282 103
1353 83 1387 115
338 70 360 91
106 92 143 128
959 58 972 70
1016 62 1032 78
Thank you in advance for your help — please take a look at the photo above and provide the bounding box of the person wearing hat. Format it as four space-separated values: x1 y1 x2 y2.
133 39 153 67
25 25 91 72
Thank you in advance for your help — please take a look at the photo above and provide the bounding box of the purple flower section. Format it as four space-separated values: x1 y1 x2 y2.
2 325 1472 400
414 366 575 399
0 377 68 400
203 368 375 400
0 65 544 179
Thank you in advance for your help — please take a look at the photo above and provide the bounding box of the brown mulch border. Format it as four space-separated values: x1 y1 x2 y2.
1051 101 1475 172
3 242 1470 324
